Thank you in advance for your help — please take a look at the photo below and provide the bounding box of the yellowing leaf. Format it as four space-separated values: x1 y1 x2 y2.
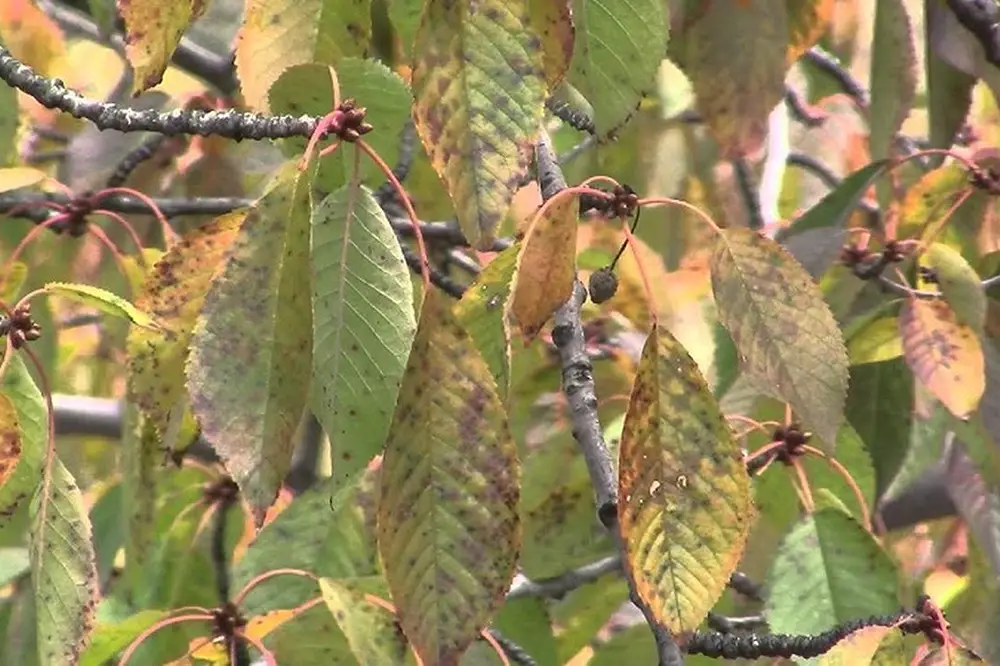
0 393 21 492
118 0 208 94
847 316 903 365
127 210 245 441
190 607 300 661
786 0 834 65
510 195 577 339
0 167 47 193
455 243 520 402
0 261 27 303
311 180 415 492
320 579 410 665
528 0 574 88
45 282 160 331
567 0 668 136
187 162 313 524
617 324 754 633
673 0 787 158
817 625 908 665
0 355 45 525
710 228 849 446
411 0 546 250
235 0 372 111
377 289 521 666
30 456 99 666
923 243 986 331
899 298 984 419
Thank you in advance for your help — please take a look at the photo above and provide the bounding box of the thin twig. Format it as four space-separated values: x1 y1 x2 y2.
506 555 622 600
733 159 764 230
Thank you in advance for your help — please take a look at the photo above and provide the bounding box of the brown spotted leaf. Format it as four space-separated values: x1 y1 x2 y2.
528 0 574 88
786 0 834 65
618 324 754 633
0 354 45 525
319 578 410 665
817 625 910 665
509 194 577 340
899 298 984 419
0 393 21 496
30 455 99 666
127 209 246 442
377 289 521 666
235 0 372 111
118 0 208 94
411 0 546 250
672 0 788 158
711 228 849 446
186 162 313 524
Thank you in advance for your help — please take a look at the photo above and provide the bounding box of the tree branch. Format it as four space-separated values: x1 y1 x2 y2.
945 0 1000 66
536 133 684 666
0 46 320 140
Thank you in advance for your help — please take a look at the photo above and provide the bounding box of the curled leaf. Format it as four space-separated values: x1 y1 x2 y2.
45 282 159 331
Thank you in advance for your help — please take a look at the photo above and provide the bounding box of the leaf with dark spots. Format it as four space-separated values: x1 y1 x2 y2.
186 161 313 525
377 289 521 666
411 0 547 250
618 324 753 633
118 0 208 94
0 354 45 526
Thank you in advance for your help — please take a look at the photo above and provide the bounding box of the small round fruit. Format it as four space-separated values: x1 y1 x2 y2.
589 267 619 304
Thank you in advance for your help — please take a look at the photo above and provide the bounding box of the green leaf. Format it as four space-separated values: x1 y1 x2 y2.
118 0 207 94
87 482 123 588
492 597 558 666
0 547 29 587
923 243 987 331
847 316 903 365
235 466 380 615
311 181 415 491
411 0 547 250
846 357 914 498
454 244 520 403
779 160 887 237
377 289 521 665
30 456 99 666
118 404 162 595
617 324 754 633
0 76 17 163
319 578 409 665
765 509 900 650
711 227 849 446
186 160 313 523
552 577 628 663
0 261 27 303
268 59 412 191
386 0 423 64
44 282 159 331
79 610 166 666
869 0 917 209
265 602 355 664
0 354 45 526
567 0 667 136
924 12 977 158
126 209 245 441
235 0 372 111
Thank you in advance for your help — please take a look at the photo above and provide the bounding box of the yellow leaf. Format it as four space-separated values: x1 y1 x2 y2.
786 0 834 65
510 195 577 339
899 299 984 419
0 394 21 492
120 0 209 94
618 324 754 633
847 316 903 364
0 167 47 193
0 0 65 76
816 625 907 665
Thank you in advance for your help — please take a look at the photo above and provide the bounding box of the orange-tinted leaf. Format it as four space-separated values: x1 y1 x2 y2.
127 210 246 440
786 0 834 65
118 0 208 94
411 0 546 250
673 0 787 158
618 324 754 633
899 298 984 419
0 393 21 492
0 0 65 76
377 289 520 666
510 195 577 339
